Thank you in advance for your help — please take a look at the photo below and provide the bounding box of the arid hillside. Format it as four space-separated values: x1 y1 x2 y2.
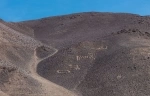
0 12 150 96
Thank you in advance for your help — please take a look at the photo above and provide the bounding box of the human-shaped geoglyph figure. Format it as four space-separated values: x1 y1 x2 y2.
69 64 80 70
76 53 95 61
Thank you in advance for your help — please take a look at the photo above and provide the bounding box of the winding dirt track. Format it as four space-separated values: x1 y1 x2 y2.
29 47 77 96
0 22 77 96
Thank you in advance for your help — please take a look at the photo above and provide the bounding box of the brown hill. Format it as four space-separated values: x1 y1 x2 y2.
0 12 150 96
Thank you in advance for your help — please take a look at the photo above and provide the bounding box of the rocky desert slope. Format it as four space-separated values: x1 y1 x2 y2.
0 19 76 96
0 12 150 96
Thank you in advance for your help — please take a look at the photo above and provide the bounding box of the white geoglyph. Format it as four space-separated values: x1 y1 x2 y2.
76 53 95 61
